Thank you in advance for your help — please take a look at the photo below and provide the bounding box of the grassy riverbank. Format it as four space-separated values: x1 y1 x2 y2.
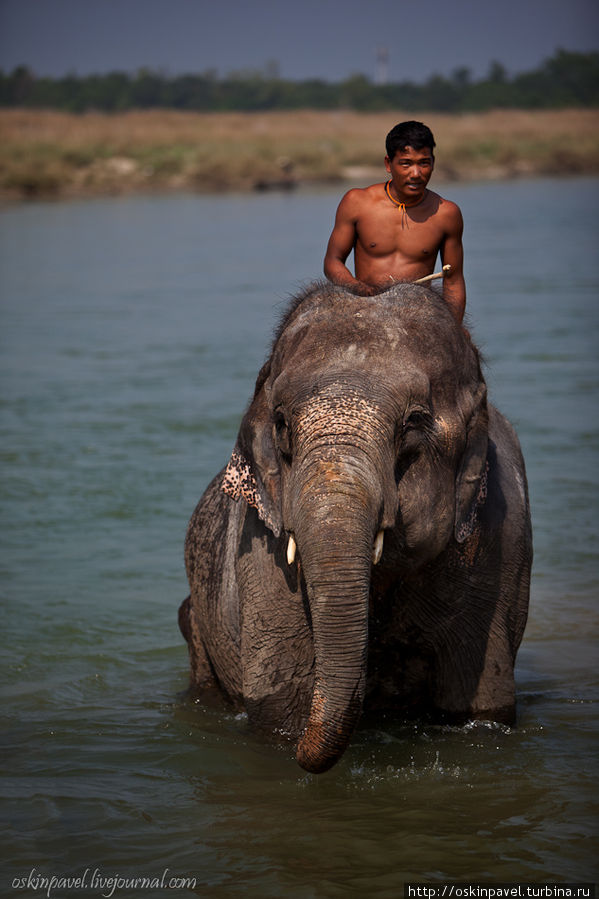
1 108 598 201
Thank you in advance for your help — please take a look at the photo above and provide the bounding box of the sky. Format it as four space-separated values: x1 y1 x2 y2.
0 0 598 84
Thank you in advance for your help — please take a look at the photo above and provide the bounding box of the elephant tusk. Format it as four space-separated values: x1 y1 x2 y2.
372 530 384 565
287 534 297 566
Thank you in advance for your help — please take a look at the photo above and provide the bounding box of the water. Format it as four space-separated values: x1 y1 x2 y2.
1 178 598 896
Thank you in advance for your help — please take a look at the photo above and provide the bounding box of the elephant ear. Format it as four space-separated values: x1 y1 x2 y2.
221 361 282 538
454 383 489 543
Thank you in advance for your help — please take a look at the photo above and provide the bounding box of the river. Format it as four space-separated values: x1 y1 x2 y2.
1 176 597 896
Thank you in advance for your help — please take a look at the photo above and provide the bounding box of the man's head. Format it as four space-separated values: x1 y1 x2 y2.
385 121 436 162
384 121 436 201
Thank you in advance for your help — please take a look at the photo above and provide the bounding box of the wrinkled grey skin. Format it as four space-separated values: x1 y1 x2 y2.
180 282 532 774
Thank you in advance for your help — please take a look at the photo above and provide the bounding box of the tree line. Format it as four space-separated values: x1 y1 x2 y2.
1 50 597 113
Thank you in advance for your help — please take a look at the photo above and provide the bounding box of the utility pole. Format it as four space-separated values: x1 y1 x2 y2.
376 46 389 85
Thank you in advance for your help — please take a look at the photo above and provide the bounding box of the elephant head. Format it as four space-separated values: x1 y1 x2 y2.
222 282 488 773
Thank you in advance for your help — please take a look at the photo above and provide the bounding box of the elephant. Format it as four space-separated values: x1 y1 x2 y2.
179 281 532 774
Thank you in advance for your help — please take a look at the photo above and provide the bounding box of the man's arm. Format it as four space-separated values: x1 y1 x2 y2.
440 203 466 323
323 190 377 295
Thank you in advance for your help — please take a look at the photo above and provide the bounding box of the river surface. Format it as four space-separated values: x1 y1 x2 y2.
1 177 598 896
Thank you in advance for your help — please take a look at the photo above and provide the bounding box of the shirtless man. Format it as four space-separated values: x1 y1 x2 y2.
323 120 466 323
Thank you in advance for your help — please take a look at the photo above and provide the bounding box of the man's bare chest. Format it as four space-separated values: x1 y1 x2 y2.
356 210 444 260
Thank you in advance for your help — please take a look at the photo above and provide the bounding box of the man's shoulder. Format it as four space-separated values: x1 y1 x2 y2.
428 190 464 228
429 189 462 216
340 182 385 207
345 181 385 196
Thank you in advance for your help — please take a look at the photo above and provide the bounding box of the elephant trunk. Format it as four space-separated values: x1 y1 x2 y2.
291 459 378 774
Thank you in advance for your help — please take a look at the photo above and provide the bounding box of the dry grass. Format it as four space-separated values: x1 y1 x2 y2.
1 108 598 200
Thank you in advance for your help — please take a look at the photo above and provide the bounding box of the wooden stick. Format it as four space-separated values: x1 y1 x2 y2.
413 264 451 285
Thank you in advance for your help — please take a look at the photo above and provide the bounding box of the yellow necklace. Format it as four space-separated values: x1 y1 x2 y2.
385 180 406 212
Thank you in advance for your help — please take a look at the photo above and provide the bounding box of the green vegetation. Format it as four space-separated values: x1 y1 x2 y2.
1 51 598 113
1 108 598 201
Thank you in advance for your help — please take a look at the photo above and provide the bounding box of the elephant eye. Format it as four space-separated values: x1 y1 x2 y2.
403 407 431 431
274 411 292 458
396 407 433 481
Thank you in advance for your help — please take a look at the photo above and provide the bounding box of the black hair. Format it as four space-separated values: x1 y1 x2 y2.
385 121 436 160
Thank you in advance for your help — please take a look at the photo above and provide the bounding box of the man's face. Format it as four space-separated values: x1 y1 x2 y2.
385 145 434 199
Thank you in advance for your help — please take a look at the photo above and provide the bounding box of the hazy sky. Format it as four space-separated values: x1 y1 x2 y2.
1 0 598 83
